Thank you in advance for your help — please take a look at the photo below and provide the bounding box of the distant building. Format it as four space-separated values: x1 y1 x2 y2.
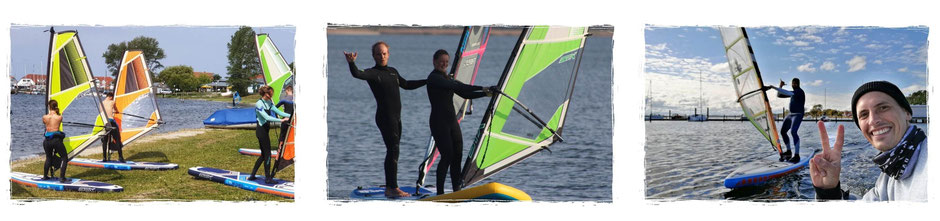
193 71 215 79
94 76 114 91
202 80 230 92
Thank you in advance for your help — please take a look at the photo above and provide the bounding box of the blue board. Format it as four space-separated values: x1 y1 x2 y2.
203 108 257 128
11 172 123 192
350 186 435 200
724 149 819 188
69 158 179 170
188 166 294 198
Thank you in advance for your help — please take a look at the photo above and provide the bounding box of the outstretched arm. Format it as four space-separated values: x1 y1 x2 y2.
427 74 486 99
397 75 427 90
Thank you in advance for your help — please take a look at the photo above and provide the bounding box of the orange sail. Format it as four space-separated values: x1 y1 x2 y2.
114 50 162 144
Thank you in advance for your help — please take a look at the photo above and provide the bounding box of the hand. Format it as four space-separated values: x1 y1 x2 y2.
484 86 499 97
779 79 786 88
281 118 290 122
761 85 773 92
344 51 357 62
810 120 843 189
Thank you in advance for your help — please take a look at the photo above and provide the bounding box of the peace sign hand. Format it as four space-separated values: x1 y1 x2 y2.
809 120 844 189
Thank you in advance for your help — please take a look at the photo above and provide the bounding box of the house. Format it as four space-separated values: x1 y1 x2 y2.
93 76 114 91
202 80 230 92
193 71 215 79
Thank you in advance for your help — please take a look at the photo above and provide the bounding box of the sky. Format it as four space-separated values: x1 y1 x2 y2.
10 25 295 80
645 26 928 116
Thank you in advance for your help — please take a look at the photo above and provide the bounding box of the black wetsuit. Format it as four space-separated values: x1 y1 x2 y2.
43 131 67 181
348 62 426 189
102 118 124 162
251 99 290 183
277 95 295 144
426 69 487 194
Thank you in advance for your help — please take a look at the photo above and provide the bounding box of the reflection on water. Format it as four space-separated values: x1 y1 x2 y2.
645 121 926 200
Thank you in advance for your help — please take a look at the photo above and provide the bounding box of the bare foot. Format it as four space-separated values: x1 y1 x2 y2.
385 187 410 198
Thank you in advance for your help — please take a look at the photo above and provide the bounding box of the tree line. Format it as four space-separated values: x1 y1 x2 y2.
804 89 927 118
100 26 263 94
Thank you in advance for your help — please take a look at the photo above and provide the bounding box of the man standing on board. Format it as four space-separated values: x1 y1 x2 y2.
811 81 927 201
344 41 427 198
765 78 805 163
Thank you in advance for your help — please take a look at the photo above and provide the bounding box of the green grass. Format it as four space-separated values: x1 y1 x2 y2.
158 92 261 103
11 129 293 202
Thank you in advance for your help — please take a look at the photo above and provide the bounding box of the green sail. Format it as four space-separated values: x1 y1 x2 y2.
461 26 588 187
255 33 294 105
45 29 108 159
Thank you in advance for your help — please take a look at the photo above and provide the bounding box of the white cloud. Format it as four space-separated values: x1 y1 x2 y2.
790 52 807 58
901 84 926 95
710 62 729 73
903 44 916 48
898 67 908 72
678 34 686 38
808 80 825 86
792 41 810 46
802 34 823 43
873 60 883 64
833 27 849 36
797 63 817 72
865 44 889 50
647 43 667 51
846 56 867 72
820 61 836 71
854 34 868 42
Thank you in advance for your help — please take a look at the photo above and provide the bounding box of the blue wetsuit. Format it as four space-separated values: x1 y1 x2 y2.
775 86 805 160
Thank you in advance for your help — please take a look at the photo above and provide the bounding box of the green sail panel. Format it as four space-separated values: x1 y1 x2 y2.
45 29 108 159
461 26 587 187
719 27 782 153
255 33 294 105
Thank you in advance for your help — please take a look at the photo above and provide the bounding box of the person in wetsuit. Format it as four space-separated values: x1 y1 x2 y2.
101 92 125 163
426 49 495 194
250 85 291 184
42 100 68 182
277 85 295 147
344 41 427 197
766 78 805 163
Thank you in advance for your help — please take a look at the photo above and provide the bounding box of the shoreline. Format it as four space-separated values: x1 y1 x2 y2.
10 128 208 168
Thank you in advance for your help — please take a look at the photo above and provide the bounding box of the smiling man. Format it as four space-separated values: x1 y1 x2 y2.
810 81 927 201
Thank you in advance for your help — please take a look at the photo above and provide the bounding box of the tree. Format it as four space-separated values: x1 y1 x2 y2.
907 90 927 105
226 26 260 95
807 104 823 118
102 36 166 80
157 65 212 92
213 74 222 81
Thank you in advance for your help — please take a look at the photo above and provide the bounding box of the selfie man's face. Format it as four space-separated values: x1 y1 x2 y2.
855 91 912 151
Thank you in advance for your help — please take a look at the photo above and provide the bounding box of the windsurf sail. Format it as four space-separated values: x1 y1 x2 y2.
44 27 109 160
255 33 294 106
416 26 491 188
114 50 162 145
271 115 296 177
718 27 783 153
461 26 588 187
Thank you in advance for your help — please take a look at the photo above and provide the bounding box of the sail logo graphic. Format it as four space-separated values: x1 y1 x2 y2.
558 52 577 64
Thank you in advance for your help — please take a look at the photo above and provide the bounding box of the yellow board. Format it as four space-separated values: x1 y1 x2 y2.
419 182 532 202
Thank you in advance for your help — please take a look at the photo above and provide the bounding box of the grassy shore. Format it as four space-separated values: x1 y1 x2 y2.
11 128 294 202
158 92 261 104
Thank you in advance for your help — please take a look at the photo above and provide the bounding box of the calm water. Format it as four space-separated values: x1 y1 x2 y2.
327 32 613 201
645 120 927 200
9 94 230 161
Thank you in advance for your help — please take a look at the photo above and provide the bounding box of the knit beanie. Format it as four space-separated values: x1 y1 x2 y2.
851 81 912 129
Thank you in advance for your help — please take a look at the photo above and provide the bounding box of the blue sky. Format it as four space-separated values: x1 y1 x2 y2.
10 25 295 80
645 26 928 116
